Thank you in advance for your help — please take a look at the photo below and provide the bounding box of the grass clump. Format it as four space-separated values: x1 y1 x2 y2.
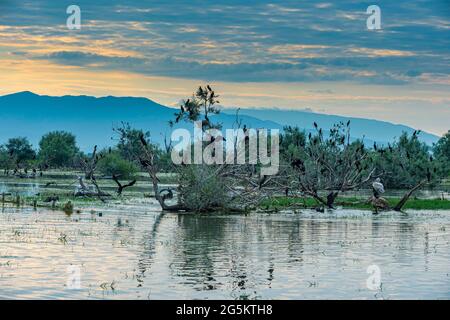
261 196 450 211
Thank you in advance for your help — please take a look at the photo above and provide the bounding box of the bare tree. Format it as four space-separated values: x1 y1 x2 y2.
117 86 278 213
112 174 137 195
78 145 109 201
284 122 378 208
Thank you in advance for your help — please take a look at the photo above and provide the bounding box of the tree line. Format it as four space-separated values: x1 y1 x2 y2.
0 86 449 213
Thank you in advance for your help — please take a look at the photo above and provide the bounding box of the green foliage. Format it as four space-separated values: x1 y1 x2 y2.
372 132 437 188
96 150 138 179
0 146 14 169
5 137 35 166
173 85 221 130
434 130 450 177
177 164 231 212
38 131 79 168
114 122 153 162
280 126 306 162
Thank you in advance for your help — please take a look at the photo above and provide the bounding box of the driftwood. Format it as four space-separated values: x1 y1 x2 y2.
369 179 427 213
393 180 426 211
112 174 137 195
79 146 108 202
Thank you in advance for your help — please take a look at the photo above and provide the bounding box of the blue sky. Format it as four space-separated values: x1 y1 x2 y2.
0 0 449 135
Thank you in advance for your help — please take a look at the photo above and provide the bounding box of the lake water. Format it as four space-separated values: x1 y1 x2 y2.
0 199 449 299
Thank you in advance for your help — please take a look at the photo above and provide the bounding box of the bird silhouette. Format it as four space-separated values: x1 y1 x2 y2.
139 133 148 147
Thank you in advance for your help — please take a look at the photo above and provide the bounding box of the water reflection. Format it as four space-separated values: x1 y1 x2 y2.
0 203 449 299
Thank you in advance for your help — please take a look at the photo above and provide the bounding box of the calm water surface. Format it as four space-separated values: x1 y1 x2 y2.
0 200 449 299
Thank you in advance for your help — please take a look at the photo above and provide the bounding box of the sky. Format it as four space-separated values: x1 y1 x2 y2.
0 0 449 135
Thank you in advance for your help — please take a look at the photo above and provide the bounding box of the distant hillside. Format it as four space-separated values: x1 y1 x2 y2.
0 92 281 151
0 92 439 151
222 108 439 146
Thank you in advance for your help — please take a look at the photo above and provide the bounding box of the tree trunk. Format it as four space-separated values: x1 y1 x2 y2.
112 175 136 195
393 180 426 211
326 192 339 208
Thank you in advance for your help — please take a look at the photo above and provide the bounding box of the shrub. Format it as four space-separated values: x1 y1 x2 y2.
177 164 231 212
38 131 79 168
97 152 138 179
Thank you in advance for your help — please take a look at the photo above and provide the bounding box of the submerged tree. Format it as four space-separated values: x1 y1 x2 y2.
77 145 110 201
117 86 279 212
282 121 377 208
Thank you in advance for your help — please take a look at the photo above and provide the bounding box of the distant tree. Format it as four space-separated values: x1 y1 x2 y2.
373 131 437 189
434 130 450 177
114 122 152 162
0 146 14 172
5 137 35 167
280 126 306 163
38 131 79 167
371 131 439 211
97 150 138 180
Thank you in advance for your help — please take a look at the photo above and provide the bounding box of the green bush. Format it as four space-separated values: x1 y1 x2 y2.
38 131 79 168
97 152 138 180
178 164 231 212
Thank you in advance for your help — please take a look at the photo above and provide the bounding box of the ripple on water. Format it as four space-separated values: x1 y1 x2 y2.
0 203 449 299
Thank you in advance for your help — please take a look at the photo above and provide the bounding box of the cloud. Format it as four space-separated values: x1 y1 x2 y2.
0 0 449 136
0 0 448 85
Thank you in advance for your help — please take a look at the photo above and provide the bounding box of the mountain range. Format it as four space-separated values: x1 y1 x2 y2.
0 91 440 152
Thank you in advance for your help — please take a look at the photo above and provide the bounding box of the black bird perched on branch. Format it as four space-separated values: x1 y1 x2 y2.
291 158 303 169
139 133 148 146
258 175 268 189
